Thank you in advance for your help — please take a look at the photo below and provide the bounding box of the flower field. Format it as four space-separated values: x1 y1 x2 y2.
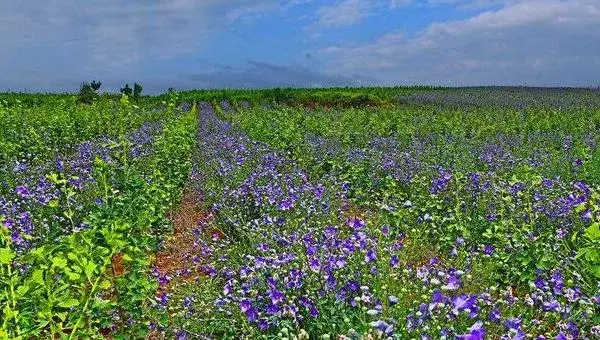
1 88 599 339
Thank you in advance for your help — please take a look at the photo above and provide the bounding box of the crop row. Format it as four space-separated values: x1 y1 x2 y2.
0 94 197 338
152 101 599 338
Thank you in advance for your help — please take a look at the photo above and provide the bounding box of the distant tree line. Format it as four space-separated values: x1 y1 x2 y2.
78 80 143 104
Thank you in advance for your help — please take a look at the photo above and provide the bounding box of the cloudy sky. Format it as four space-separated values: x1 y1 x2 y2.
1 0 599 93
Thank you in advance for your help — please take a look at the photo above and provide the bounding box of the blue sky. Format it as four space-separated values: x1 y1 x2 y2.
1 0 599 94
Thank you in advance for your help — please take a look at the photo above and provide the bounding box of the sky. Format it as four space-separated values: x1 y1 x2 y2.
1 0 599 94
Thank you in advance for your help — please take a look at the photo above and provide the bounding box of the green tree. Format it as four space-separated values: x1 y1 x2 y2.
120 84 132 96
133 83 142 101
78 81 99 104
90 80 101 92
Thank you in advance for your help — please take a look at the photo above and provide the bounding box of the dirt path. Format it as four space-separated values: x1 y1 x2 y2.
154 188 210 291
147 103 214 339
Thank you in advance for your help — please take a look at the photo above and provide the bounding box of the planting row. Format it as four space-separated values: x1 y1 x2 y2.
153 102 599 339
0 94 197 338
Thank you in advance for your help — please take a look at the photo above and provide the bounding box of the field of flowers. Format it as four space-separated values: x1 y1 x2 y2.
1 87 599 339
0 93 197 338
153 90 599 339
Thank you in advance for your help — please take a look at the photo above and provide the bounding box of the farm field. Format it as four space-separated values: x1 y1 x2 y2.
1 87 600 339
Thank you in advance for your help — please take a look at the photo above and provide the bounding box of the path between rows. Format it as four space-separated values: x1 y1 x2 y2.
148 102 214 338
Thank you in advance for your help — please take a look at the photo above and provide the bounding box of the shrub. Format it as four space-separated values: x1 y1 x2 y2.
120 84 132 96
133 83 142 101
77 81 100 104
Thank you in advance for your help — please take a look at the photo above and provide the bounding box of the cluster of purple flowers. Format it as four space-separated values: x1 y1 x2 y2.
155 102 599 338
1 120 165 252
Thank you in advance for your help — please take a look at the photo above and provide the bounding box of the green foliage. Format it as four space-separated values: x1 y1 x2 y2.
120 84 132 96
90 81 102 92
180 93 600 337
0 94 197 338
133 83 142 101
78 81 99 104
2 86 600 338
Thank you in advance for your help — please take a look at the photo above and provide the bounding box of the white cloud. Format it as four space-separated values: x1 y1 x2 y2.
186 60 371 88
0 0 306 80
318 0 600 86
310 0 375 29
1 0 598 91
306 0 512 35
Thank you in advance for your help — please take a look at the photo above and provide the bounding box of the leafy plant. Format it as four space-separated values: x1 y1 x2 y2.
78 81 99 104
133 83 142 101
120 84 132 96
90 81 102 92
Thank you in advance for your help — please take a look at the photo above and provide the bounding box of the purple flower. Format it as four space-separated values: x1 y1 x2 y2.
183 296 194 309
3 218 14 229
156 293 169 308
308 257 321 272
432 290 445 304
326 275 336 289
542 299 560 312
245 307 258 323
483 244 494 255
265 304 280 315
346 280 359 291
176 329 189 340
581 209 593 222
542 179 554 188
555 332 567 340
442 274 461 290
346 217 365 230
365 248 377 263
278 199 293 211
489 307 501 323
308 305 319 318
458 321 485 340
389 255 399 268
324 226 338 238
504 317 522 331
16 185 31 199
369 320 394 335
453 295 477 313
314 185 325 198
257 319 269 331
430 169 452 195
239 299 252 313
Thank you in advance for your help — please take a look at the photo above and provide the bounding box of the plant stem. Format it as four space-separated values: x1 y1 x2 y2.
7 262 22 337
68 257 110 340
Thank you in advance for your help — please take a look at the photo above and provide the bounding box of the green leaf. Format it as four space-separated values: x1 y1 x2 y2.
56 312 67 321
16 284 29 297
65 271 81 281
591 265 600 278
46 173 59 183
584 223 600 240
51 257 68 269
98 280 112 290
584 249 599 262
0 248 15 264
84 262 97 278
32 269 44 285
58 298 79 308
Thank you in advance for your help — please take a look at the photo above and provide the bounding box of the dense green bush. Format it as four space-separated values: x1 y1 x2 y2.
77 81 100 104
